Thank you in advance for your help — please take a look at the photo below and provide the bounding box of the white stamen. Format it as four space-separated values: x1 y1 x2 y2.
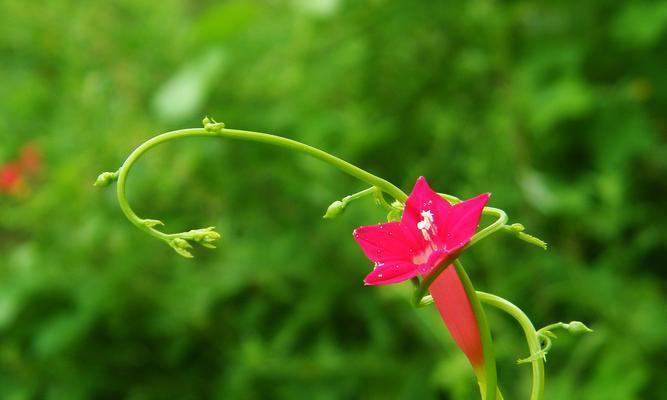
417 210 435 241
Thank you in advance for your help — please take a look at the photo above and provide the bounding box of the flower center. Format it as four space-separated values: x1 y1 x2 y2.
417 210 435 241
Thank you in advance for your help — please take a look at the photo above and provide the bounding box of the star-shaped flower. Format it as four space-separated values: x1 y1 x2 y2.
353 176 490 285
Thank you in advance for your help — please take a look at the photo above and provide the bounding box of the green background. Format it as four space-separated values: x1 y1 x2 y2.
1 1 666 399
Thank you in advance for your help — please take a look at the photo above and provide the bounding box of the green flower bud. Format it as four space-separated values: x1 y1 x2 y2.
203 116 225 132
170 238 193 258
563 321 593 335
183 227 221 249
203 230 221 242
323 200 346 219
94 171 118 187
509 223 525 232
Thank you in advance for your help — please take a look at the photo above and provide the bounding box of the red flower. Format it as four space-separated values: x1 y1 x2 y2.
0 162 22 193
353 176 489 368
353 176 489 285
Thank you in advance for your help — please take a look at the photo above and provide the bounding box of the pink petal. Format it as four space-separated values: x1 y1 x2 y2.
430 265 484 367
353 222 414 264
364 262 417 285
402 177 453 249
444 193 490 251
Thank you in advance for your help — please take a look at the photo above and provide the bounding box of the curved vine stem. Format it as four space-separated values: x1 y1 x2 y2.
100 121 544 258
107 124 408 254
477 291 545 400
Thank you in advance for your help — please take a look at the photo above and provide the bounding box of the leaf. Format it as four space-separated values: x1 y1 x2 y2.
151 48 226 123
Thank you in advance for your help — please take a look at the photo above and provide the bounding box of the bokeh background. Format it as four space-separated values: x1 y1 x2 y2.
1 1 666 399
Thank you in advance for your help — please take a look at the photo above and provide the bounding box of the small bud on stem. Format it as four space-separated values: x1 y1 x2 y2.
94 171 119 187
323 200 346 219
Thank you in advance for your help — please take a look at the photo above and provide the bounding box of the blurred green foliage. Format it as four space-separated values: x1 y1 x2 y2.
1 1 666 399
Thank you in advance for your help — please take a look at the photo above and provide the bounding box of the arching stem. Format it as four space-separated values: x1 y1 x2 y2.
103 122 544 256
477 291 545 400
113 126 408 246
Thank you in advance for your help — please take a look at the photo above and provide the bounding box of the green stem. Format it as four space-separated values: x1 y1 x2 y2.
115 127 407 243
454 260 498 400
342 187 376 203
477 291 545 400
373 189 401 212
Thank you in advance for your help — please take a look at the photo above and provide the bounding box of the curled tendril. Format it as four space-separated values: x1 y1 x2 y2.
516 321 593 364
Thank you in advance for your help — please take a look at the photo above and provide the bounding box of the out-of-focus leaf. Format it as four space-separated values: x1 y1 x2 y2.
189 1 260 44
151 47 226 122
613 2 667 47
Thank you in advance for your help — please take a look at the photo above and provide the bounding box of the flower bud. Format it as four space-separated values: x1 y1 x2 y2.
202 230 221 242
170 238 194 258
563 321 593 335
94 171 118 187
203 116 225 132
184 227 221 250
509 223 525 232
323 200 346 219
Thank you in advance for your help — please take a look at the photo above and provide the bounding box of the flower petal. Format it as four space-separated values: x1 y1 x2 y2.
430 265 484 367
364 262 417 285
444 193 490 251
353 222 414 264
402 177 453 249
